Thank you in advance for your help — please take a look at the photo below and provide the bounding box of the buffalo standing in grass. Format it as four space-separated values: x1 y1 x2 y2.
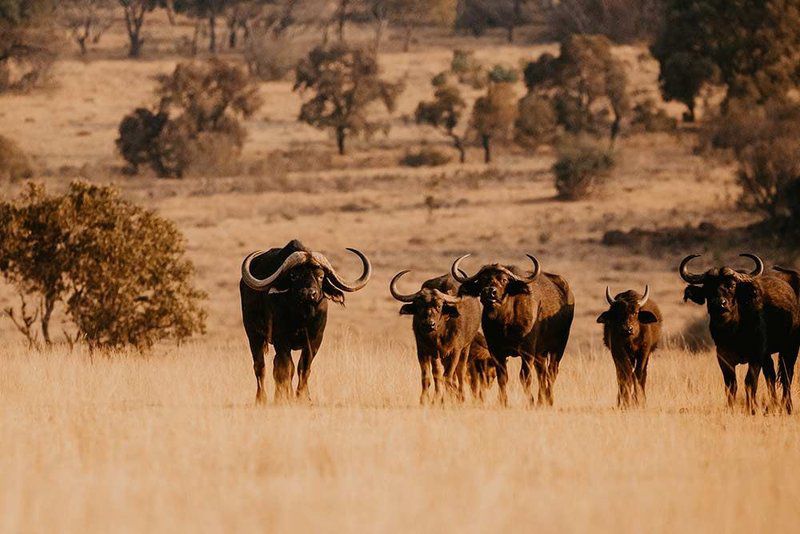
390 272 490 404
451 254 575 407
681 254 800 413
241 240 372 403
597 286 662 407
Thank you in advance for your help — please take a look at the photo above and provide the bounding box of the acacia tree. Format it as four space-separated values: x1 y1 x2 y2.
652 0 800 118
119 0 157 57
294 44 403 155
61 0 116 55
522 34 629 141
415 73 467 162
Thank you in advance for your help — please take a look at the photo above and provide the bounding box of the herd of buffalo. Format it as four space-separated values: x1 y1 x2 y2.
240 240 800 414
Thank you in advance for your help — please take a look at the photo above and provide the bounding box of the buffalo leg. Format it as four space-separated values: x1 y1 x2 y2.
432 357 445 405
418 355 432 406
495 356 509 407
778 349 797 414
634 355 649 406
533 355 552 406
761 355 779 413
455 348 468 403
718 355 737 409
744 360 761 415
273 348 294 403
520 354 535 406
247 332 267 404
613 358 633 408
547 354 560 403
296 347 317 403
468 359 482 402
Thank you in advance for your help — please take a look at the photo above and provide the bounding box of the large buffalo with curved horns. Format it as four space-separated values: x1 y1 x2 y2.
681 253 800 413
451 254 575 406
240 240 372 403
390 271 484 404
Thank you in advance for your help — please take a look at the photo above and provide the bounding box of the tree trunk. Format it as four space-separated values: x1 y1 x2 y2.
337 0 349 41
451 134 466 163
77 35 88 56
208 15 217 53
123 5 146 58
482 135 491 164
506 25 514 43
128 35 143 58
403 23 413 52
228 22 237 48
336 127 346 155
165 0 176 25
41 294 55 346
685 102 696 122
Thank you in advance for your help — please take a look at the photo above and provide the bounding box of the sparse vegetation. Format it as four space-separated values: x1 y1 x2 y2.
116 58 262 177
60 0 115 55
0 181 207 350
552 135 615 199
0 0 59 92
543 0 664 43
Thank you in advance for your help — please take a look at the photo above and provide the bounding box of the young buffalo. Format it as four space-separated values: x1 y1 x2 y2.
452 254 575 407
390 272 483 404
597 286 662 407
681 254 800 413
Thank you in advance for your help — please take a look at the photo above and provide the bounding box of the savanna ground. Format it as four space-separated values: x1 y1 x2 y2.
1 12 798 533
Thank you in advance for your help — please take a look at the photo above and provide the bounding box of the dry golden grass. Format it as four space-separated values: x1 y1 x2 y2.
2 15 799 534
2 339 799 533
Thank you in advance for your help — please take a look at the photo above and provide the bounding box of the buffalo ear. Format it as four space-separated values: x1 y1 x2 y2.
683 285 705 305
596 311 610 324
323 279 345 305
506 280 531 296
638 310 658 324
458 281 481 297
399 303 416 315
443 303 460 317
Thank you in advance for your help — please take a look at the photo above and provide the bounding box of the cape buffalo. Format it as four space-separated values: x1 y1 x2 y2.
241 240 372 403
681 254 800 413
451 254 575 407
597 286 662 408
390 271 485 404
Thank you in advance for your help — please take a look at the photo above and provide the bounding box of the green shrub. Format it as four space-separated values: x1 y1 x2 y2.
450 49 485 89
553 136 615 200
0 135 33 181
400 147 451 167
0 181 207 350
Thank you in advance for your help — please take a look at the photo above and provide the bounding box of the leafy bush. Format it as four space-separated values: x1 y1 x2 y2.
243 29 305 81
552 136 615 200
116 59 262 178
522 35 630 140
400 147 451 167
543 0 664 43
0 181 207 350
0 134 33 181
470 80 518 163
415 75 467 162
705 98 800 156
450 49 485 89
736 137 800 220
631 100 678 133
488 64 518 84
515 93 557 149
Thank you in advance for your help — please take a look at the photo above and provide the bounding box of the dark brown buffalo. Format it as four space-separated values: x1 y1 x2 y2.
597 286 662 407
391 272 484 404
681 254 800 413
451 254 575 406
241 240 371 403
